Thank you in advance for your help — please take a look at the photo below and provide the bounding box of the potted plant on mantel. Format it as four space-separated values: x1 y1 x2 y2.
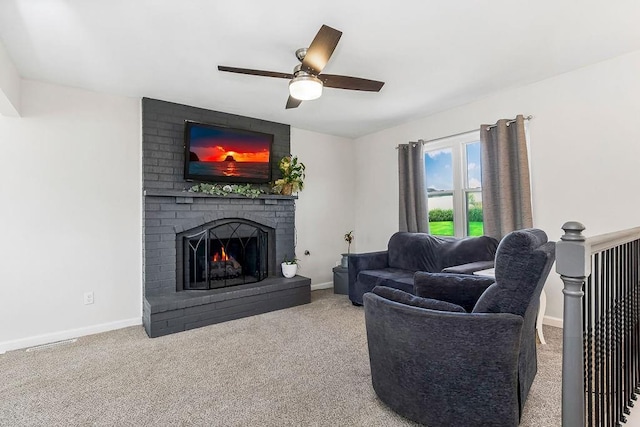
281 255 299 278
272 155 305 196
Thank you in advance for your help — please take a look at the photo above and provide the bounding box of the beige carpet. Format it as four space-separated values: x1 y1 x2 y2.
0 290 561 426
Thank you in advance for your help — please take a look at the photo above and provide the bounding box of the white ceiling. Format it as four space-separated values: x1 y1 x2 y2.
1 0 640 138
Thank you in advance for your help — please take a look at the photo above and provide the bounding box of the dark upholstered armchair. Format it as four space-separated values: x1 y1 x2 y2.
363 229 555 427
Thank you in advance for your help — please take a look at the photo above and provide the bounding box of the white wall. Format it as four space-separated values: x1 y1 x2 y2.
353 49 640 322
292 128 355 286
0 80 141 352
0 39 21 116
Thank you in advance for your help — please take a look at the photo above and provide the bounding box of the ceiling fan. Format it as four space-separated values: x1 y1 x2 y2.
218 24 385 109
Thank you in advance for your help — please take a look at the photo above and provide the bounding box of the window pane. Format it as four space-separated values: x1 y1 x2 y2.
425 148 453 192
467 191 483 236
466 142 482 189
428 193 454 236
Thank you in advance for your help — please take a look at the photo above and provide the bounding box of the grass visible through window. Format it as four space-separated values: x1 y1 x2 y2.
429 221 484 237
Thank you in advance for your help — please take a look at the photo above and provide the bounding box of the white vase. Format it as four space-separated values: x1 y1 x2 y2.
281 262 297 278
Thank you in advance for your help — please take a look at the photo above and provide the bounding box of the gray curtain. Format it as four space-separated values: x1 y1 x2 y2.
480 115 533 239
398 142 429 233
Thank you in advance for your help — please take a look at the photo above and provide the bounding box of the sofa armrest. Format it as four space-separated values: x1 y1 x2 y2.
347 251 389 291
441 260 494 275
414 272 495 313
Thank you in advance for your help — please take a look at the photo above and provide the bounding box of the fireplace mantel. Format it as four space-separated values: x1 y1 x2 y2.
144 189 298 201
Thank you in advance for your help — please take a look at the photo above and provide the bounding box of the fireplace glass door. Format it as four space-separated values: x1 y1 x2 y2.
183 221 268 290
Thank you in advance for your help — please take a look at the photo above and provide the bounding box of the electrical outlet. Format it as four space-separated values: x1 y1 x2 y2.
84 292 94 305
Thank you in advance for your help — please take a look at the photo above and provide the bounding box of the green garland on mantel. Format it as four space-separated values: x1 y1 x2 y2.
188 183 265 199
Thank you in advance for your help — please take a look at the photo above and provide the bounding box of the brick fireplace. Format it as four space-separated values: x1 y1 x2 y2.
141 98 311 338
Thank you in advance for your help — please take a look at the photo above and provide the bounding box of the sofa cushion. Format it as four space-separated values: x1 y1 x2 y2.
387 232 498 272
371 286 466 313
387 232 445 272
438 235 499 270
358 268 415 294
414 272 496 313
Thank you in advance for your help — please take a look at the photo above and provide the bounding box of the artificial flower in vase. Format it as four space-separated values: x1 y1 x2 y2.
341 230 354 268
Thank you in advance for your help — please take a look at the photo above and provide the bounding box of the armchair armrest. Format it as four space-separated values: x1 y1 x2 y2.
347 251 389 290
414 272 495 313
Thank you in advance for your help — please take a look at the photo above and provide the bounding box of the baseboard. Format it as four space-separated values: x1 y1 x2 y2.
543 315 563 328
0 317 142 354
311 281 333 291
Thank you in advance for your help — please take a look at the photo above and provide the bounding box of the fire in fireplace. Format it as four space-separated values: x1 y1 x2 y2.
210 247 242 279
179 220 268 290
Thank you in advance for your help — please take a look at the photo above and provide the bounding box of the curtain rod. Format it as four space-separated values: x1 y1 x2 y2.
485 114 533 131
395 115 533 149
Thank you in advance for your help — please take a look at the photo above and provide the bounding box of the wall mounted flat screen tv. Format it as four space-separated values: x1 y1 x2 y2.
184 121 273 184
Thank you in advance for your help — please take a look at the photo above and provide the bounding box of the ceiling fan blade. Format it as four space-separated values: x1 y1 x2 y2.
301 25 342 75
286 96 302 109
218 66 293 80
319 74 385 92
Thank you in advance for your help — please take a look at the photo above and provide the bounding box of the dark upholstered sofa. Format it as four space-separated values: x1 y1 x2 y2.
347 232 498 305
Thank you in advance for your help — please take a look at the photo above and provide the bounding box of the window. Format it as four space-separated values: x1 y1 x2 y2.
424 132 483 237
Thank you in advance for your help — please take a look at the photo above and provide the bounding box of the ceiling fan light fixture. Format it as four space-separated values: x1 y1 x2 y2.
289 75 323 101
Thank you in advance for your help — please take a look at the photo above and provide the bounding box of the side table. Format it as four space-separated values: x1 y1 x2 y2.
332 266 349 295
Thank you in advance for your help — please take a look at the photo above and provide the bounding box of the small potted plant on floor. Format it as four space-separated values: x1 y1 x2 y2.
341 231 354 268
281 255 299 278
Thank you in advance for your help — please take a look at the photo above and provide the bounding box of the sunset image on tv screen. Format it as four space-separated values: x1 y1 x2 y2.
187 125 271 181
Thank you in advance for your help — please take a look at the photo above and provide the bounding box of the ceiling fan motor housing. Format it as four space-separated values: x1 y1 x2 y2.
295 48 308 62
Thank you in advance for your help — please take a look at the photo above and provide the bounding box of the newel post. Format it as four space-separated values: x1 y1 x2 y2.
556 221 589 427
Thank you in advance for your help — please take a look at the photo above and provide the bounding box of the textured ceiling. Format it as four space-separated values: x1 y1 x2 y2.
1 0 640 138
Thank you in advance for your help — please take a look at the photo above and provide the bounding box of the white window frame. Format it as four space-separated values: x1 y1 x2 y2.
423 130 481 238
